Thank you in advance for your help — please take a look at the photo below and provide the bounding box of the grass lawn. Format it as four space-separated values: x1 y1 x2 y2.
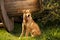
0 23 60 40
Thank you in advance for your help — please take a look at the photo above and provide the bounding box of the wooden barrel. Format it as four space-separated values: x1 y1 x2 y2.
4 0 40 16
0 0 42 32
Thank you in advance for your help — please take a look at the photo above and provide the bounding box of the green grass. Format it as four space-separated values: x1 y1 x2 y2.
0 23 60 40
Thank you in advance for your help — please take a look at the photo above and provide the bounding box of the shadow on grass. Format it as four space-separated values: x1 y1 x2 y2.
10 23 22 37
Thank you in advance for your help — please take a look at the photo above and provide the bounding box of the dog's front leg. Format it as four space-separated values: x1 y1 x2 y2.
25 27 30 37
25 30 29 37
20 22 25 37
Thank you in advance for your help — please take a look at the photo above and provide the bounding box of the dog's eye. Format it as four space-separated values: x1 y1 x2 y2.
28 15 30 17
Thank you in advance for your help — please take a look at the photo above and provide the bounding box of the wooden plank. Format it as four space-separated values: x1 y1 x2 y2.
0 0 14 32
4 0 39 13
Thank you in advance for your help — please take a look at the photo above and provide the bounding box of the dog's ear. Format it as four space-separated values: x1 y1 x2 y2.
22 9 31 14
26 9 30 13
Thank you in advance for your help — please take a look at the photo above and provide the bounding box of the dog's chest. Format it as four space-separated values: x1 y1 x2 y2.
26 22 33 29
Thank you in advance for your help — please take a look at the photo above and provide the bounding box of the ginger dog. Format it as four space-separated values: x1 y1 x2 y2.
20 9 41 37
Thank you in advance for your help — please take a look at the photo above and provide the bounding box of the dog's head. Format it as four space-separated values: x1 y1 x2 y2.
22 9 32 22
